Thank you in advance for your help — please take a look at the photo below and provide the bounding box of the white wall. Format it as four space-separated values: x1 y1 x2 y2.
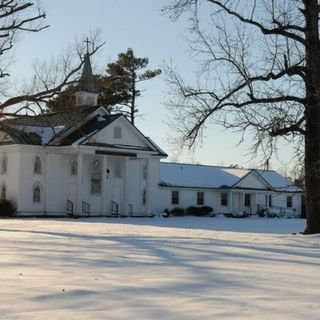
154 187 225 214
17 147 75 215
90 117 150 148
152 187 302 216
0 146 20 208
235 173 267 189
0 144 302 218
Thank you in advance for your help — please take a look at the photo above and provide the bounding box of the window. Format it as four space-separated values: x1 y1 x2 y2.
91 160 101 194
142 189 146 205
86 96 94 105
1 154 7 174
1 183 6 199
244 194 251 207
287 196 292 208
197 192 204 205
268 195 272 207
172 191 179 205
77 96 83 105
221 192 228 206
34 156 42 174
33 184 41 203
113 126 122 139
70 160 77 176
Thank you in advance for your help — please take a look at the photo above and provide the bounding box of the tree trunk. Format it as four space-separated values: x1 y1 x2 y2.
130 69 136 125
303 0 320 234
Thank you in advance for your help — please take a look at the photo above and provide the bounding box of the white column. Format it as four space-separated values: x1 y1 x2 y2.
101 155 107 216
254 192 257 215
123 158 129 215
76 152 84 214
146 159 153 215
241 192 244 213
229 190 233 213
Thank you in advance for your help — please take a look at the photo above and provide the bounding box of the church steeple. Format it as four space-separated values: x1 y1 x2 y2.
75 50 99 107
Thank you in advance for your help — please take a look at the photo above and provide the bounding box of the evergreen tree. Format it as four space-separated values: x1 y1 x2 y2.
105 48 161 124
47 48 161 124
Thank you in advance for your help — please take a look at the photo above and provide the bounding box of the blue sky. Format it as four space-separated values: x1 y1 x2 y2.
10 0 296 171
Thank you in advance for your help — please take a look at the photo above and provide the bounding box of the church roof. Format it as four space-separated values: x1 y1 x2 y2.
0 107 166 158
3 106 99 128
59 113 121 145
0 126 42 145
0 106 103 145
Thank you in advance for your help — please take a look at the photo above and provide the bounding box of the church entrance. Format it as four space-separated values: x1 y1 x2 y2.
109 157 124 213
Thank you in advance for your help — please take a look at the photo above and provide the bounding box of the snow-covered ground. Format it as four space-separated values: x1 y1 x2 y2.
0 217 318 320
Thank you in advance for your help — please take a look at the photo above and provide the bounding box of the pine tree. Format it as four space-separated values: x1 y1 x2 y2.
105 48 161 124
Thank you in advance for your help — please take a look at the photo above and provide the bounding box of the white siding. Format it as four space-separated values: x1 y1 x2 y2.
89 117 152 149
235 172 268 190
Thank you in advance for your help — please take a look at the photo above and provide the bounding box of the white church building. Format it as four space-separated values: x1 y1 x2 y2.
0 54 302 217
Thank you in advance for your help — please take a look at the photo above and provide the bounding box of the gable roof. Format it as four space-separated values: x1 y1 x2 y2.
3 106 99 128
255 170 300 192
59 113 121 145
0 106 104 146
0 107 168 157
159 162 301 192
0 127 42 145
79 115 168 157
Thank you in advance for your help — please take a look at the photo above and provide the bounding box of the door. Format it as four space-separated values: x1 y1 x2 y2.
232 193 241 213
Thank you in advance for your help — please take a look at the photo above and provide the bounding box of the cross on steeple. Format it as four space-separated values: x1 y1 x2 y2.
75 40 98 107
84 37 92 54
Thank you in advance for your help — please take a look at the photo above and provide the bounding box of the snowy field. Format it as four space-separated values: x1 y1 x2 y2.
0 217 319 320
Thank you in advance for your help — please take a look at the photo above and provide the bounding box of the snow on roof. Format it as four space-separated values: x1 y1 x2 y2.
160 162 302 192
256 170 301 192
160 162 250 189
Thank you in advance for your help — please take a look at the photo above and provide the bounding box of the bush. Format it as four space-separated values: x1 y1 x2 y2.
186 206 214 216
201 206 214 216
170 207 185 216
0 199 15 217
162 208 170 218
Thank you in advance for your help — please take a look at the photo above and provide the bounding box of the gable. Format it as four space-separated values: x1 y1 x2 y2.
83 116 159 153
233 171 271 190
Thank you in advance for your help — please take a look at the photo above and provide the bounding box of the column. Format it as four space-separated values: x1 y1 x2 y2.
146 159 153 215
123 158 129 215
101 155 107 216
229 190 233 213
241 192 244 213
76 152 84 214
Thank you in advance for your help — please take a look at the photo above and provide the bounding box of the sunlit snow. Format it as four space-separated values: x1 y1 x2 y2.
0 217 318 320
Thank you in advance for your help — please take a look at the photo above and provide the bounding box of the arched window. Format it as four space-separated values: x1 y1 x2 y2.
91 160 101 194
33 183 42 203
70 160 77 176
113 126 122 139
34 156 42 174
1 154 7 174
1 183 6 199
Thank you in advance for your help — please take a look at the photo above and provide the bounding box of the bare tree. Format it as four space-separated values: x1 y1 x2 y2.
0 1 103 117
163 0 320 234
